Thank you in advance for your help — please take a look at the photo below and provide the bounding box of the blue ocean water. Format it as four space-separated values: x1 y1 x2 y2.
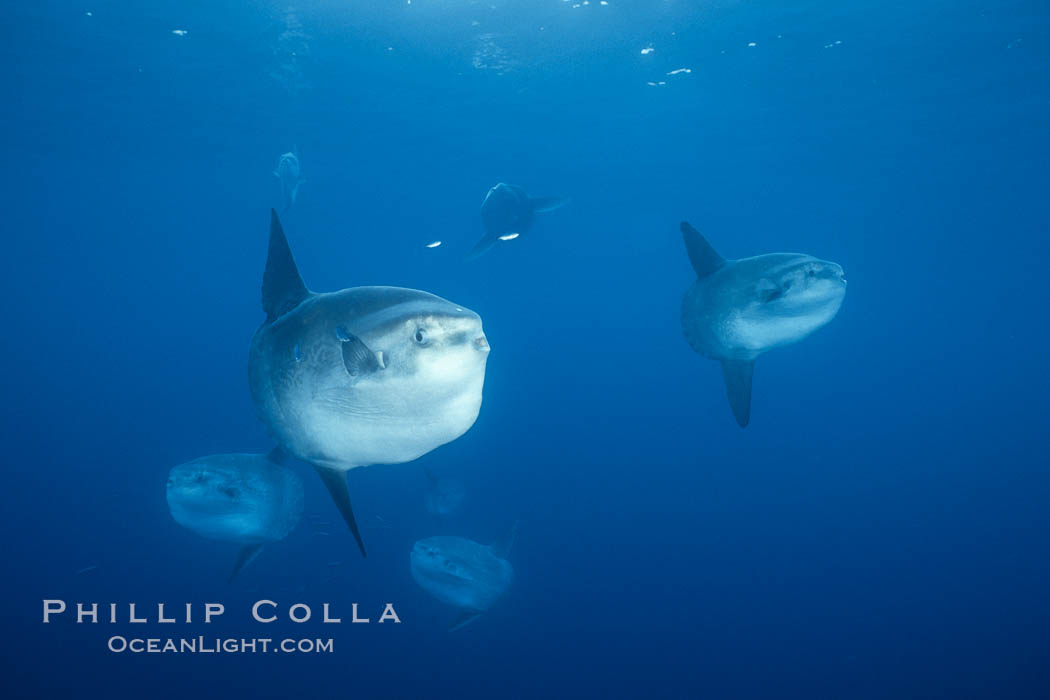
3 0 1049 697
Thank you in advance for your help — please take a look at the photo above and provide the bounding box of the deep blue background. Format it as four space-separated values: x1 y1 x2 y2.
3 0 1049 697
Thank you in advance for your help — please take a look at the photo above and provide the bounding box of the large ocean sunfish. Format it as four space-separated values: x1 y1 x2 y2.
166 452 304 581
466 182 569 260
410 524 517 631
249 211 491 557
679 222 847 427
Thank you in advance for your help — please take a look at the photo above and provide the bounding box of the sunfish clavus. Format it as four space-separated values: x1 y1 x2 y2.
249 211 491 557
166 452 304 581
679 221 847 426
410 524 517 631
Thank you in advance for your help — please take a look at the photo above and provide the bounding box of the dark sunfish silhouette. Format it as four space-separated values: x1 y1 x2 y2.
466 182 569 260
249 211 491 557
166 452 304 581
679 222 847 427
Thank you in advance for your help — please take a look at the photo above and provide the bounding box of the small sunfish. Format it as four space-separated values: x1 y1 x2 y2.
273 149 305 213
166 452 304 581
410 524 517 631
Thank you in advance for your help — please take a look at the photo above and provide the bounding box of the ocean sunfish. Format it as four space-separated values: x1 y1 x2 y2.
423 465 466 517
249 211 491 557
679 221 847 427
466 182 569 260
273 149 305 213
166 452 304 581
410 525 517 631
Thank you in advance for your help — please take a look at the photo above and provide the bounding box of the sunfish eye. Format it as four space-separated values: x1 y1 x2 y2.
414 328 429 345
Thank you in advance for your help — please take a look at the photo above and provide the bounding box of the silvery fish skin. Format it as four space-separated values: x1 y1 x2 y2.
250 289 490 472
166 453 303 545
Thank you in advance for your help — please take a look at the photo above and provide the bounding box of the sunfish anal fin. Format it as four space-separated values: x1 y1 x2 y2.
465 234 499 261
262 210 310 322
720 359 755 428
448 610 482 632
229 544 264 583
680 221 727 279
315 466 367 558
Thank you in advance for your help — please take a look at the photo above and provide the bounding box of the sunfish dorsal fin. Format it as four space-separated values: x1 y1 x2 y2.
315 467 367 558
680 221 726 279
529 196 570 213
229 544 264 583
449 610 482 632
262 209 310 322
720 359 754 427
490 520 519 559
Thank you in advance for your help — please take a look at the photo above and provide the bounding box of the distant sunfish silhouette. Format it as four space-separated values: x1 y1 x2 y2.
423 466 466 517
249 211 491 557
679 222 847 427
166 452 304 581
273 149 305 213
466 182 569 260
410 524 517 631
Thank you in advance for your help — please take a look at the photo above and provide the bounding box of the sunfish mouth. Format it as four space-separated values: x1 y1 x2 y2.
474 335 490 352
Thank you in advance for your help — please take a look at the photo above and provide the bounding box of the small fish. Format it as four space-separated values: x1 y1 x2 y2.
312 531 331 537
273 149 305 213
498 233 519 241
172 29 188 36
425 241 442 248
75 565 98 575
